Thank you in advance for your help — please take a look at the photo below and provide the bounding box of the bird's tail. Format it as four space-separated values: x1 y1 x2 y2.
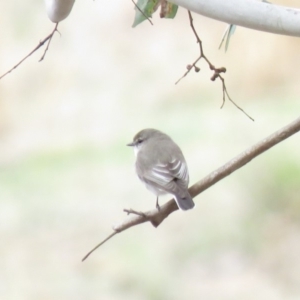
174 192 195 211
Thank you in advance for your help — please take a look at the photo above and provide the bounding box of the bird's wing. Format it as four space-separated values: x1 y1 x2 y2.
144 157 189 191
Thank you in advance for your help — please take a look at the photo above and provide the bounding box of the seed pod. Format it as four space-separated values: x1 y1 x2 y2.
45 0 75 23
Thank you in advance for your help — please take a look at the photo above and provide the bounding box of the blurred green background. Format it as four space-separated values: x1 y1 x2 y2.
0 0 300 299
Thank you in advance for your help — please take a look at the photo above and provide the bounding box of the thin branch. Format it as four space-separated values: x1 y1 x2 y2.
39 23 59 62
0 23 59 80
124 208 147 217
218 76 254 121
82 116 300 261
82 232 118 261
176 11 253 121
175 10 216 84
175 57 201 84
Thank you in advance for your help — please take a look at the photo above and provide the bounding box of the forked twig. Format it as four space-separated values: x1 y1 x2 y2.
176 11 253 121
124 208 147 217
0 23 59 80
39 23 59 61
82 116 300 261
218 76 254 121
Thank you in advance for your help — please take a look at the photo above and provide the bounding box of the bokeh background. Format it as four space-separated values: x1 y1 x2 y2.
0 0 300 299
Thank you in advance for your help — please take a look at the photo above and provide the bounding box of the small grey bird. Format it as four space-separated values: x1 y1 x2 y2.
127 129 195 211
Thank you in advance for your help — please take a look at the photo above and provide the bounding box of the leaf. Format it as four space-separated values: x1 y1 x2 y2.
163 2 178 19
219 0 272 51
219 24 236 52
132 0 159 28
224 24 236 52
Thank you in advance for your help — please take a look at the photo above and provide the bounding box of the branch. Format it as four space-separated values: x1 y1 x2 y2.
82 116 300 261
176 11 254 121
0 23 59 80
169 0 300 37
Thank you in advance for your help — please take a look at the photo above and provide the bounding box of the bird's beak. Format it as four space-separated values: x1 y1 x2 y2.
127 142 135 147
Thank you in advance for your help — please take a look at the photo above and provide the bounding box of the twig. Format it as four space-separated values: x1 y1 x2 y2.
0 23 59 80
218 76 254 121
131 0 154 26
82 116 300 261
39 23 59 61
176 11 253 121
82 232 118 261
124 208 146 217
175 11 215 84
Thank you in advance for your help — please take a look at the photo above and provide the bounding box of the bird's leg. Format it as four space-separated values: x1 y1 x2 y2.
156 197 160 211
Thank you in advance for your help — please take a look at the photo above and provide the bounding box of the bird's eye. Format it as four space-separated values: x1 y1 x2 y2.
137 138 143 144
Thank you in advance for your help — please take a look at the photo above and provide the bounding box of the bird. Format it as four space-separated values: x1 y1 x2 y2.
127 129 195 211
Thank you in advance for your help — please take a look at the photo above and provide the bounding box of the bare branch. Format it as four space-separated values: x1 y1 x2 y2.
0 23 59 80
124 208 146 217
39 23 59 62
82 116 300 261
82 232 118 261
176 11 253 121
218 76 254 121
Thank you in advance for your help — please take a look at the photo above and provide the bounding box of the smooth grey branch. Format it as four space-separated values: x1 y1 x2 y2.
169 0 300 37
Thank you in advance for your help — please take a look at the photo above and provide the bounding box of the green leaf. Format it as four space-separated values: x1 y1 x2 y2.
219 24 236 52
225 24 236 52
164 2 178 19
132 0 159 28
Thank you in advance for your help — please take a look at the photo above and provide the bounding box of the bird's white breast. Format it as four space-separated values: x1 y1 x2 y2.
133 145 139 157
